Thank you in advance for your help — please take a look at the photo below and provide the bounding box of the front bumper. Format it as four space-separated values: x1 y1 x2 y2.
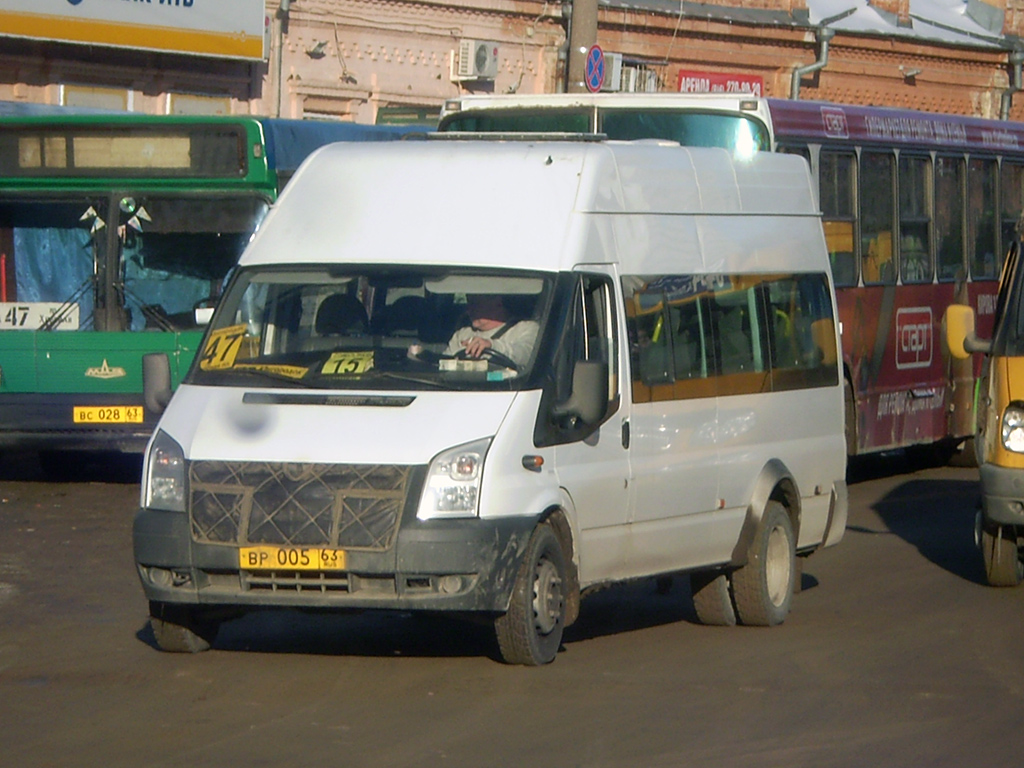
979 462 1024 527
133 506 538 614
0 393 155 453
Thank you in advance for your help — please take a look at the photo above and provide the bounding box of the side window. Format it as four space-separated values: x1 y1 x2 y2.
819 150 858 287
765 274 840 391
969 157 998 280
623 273 838 403
623 275 716 403
936 155 966 281
861 151 896 285
1000 162 1024 257
708 280 764 377
898 154 933 284
540 273 619 445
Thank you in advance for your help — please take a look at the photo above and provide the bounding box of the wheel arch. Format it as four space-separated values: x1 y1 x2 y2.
539 503 582 627
729 458 801 567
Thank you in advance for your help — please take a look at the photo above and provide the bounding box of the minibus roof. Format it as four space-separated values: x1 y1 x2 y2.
240 139 818 272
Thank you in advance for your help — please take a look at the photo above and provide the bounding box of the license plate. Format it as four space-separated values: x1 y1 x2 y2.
239 546 346 571
73 405 144 424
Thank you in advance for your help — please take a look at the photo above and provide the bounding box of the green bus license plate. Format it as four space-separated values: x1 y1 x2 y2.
73 405 144 423
240 546 346 571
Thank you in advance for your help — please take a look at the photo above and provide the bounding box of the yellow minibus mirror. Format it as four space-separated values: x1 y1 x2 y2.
945 304 983 359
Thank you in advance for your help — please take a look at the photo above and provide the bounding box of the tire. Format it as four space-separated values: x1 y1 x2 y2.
730 501 796 627
494 522 568 665
981 523 1023 587
149 601 220 653
690 569 737 626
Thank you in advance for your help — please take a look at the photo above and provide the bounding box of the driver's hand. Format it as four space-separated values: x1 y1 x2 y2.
462 337 492 358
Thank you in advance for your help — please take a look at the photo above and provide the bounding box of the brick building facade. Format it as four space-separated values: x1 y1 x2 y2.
0 0 1022 122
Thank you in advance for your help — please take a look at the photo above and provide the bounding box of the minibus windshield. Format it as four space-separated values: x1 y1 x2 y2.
188 265 554 391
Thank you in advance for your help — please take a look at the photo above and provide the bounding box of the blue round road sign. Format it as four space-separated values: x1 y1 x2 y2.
585 45 605 93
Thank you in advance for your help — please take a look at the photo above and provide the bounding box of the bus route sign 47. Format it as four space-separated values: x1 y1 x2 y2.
0 302 79 331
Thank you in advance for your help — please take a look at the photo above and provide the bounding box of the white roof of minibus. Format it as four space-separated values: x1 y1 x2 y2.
240 139 817 273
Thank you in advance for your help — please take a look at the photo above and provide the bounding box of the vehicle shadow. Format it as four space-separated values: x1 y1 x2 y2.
137 609 504 661
134 569 823 661
869 477 984 585
0 450 142 484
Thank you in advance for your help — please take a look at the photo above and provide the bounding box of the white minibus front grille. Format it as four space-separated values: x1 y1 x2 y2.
188 461 410 551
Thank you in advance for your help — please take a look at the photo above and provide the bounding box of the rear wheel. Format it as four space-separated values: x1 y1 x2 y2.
494 522 567 665
149 601 220 653
981 523 1023 587
730 501 795 627
690 569 736 626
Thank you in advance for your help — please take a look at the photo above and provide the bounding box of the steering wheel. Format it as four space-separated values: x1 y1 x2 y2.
454 347 519 371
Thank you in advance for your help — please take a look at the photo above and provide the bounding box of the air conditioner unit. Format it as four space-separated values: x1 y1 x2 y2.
454 39 499 80
601 53 623 92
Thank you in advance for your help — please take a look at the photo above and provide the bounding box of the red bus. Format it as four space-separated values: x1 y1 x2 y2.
439 93 1024 458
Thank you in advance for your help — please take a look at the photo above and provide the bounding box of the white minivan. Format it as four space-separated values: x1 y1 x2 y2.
135 138 848 665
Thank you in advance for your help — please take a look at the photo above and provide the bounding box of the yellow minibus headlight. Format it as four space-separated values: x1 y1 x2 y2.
1001 404 1024 453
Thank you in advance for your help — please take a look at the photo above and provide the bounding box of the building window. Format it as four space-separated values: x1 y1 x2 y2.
62 85 129 111
168 93 231 116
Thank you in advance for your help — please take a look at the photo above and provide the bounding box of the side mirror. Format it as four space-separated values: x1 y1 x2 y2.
552 360 608 425
143 352 173 416
945 304 991 359
193 297 217 326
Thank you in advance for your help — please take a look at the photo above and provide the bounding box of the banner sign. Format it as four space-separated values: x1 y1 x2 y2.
677 70 764 98
0 0 266 60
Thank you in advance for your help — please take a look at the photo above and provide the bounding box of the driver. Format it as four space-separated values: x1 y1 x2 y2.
444 294 538 368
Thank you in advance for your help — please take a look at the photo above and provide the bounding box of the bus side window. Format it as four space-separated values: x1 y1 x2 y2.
899 154 933 284
969 157 998 280
820 151 858 287
936 155 966 281
860 151 896 285
1000 163 1024 262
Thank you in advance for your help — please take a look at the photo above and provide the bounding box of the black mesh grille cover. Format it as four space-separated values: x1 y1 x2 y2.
189 461 410 550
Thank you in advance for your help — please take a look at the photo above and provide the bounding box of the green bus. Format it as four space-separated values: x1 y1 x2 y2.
0 112 418 461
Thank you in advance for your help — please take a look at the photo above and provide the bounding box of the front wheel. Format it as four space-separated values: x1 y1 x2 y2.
494 522 568 665
729 501 796 626
981 523 1023 587
149 601 220 653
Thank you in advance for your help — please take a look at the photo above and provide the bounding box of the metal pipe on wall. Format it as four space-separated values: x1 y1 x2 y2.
1000 49 1024 120
791 27 834 100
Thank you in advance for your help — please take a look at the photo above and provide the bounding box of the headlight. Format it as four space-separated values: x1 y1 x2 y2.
144 430 187 512
1002 404 1024 453
417 437 491 520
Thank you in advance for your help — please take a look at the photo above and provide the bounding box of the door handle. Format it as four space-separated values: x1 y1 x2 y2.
621 418 630 449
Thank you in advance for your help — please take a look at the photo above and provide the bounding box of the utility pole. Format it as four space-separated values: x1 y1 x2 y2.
565 0 598 93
